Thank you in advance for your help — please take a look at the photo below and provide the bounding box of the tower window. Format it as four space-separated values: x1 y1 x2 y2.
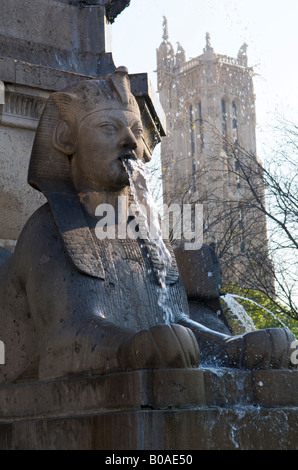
221 99 227 136
232 101 238 144
195 101 204 152
221 98 228 151
189 105 195 157
189 105 196 191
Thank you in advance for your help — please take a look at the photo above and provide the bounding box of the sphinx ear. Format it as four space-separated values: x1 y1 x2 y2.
52 119 76 155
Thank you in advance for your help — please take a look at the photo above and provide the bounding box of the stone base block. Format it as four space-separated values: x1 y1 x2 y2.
0 368 297 450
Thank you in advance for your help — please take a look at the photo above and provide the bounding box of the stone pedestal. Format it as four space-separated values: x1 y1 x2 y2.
0 368 297 450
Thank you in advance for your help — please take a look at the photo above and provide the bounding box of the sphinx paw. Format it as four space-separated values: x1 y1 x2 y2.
224 328 295 370
118 324 200 371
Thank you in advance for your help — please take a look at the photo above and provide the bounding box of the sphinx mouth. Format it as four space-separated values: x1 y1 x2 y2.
119 151 137 162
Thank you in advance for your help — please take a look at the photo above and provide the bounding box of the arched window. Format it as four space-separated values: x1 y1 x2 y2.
189 105 195 157
195 101 204 152
221 98 228 151
221 99 227 135
232 101 238 144
189 104 196 190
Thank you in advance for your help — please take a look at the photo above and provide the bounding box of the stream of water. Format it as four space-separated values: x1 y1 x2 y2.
221 293 291 332
122 157 174 323
121 158 289 333
221 294 256 332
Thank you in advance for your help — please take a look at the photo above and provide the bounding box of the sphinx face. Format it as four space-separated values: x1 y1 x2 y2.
71 108 144 192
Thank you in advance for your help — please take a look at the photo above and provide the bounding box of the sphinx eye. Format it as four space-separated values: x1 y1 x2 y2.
132 126 144 137
98 123 118 131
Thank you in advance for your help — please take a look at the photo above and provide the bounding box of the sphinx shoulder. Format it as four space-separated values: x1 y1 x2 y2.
9 203 65 282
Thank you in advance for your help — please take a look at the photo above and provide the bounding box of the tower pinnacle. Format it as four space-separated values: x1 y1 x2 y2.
204 32 214 53
162 16 169 41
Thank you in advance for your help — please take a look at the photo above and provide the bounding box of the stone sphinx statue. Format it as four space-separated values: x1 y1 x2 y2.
0 67 294 384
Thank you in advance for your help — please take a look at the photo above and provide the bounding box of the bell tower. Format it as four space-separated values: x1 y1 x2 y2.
156 19 274 293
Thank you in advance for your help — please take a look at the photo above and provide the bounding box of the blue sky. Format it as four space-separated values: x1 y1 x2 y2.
111 0 298 158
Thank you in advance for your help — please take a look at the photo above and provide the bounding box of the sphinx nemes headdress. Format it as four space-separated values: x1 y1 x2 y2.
28 67 141 280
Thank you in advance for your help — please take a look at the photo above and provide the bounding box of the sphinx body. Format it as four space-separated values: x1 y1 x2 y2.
0 199 200 382
0 68 200 382
0 68 294 383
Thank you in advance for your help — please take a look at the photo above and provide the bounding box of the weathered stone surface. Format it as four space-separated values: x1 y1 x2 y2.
174 244 222 300
174 244 232 334
204 368 298 409
2 407 297 450
0 0 113 76
253 370 298 407
203 368 255 406
0 369 205 419
0 368 297 450
0 110 46 240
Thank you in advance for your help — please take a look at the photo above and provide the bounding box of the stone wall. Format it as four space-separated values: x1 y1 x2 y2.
0 84 48 241
0 368 297 449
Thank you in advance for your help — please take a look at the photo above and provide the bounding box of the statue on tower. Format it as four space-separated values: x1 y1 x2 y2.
204 32 214 53
162 16 169 41
238 42 248 66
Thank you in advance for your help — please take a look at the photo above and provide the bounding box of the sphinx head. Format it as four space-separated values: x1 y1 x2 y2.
28 67 145 194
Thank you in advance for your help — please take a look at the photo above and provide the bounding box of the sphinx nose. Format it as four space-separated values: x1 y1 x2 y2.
121 128 137 152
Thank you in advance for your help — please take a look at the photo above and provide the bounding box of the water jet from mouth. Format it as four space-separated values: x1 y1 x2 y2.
121 157 174 324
